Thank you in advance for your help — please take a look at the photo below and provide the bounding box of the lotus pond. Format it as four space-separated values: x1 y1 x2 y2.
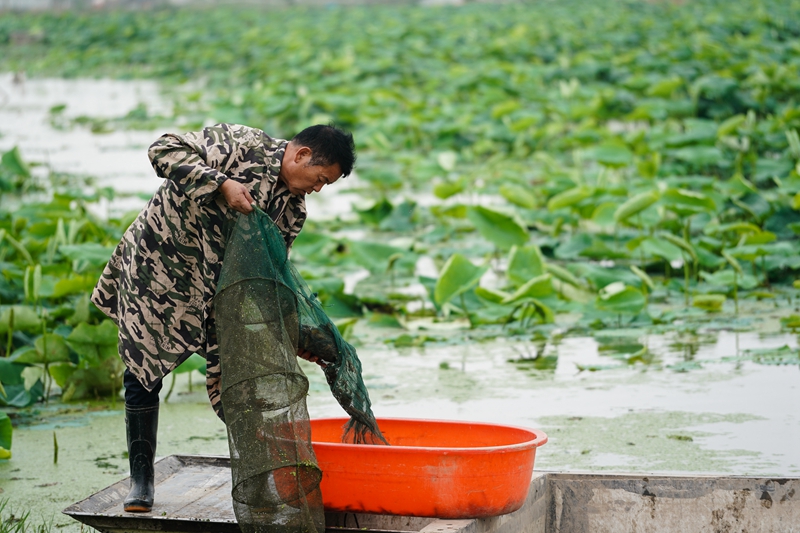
1 0 800 529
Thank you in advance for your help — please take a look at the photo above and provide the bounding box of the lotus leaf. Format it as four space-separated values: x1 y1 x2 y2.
379 200 419 232
590 202 618 227
585 144 634 167
646 77 683 98
433 180 465 200
692 294 726 312
514 298 555 325
0 411 11 453
741 232 777 246
630 265 655 291
466 206 528 250
700 270 758 290
346 240 416 274
670 146 725 167
638 237 684 263
754 158 794 183
499 184 536 209
291 232 335 264
12 334 71 365
662 188 716 216
0 381 44 408
554 234 593 260
66 320 118 366
547 186 594 211
434 254 487 306
52 275 96 299
659 233 698 262
507 244 545 286
58 243 115 268
48 361 77 388
21 366 44 391
596 285 647 315
705 222 762 236
545 263 583 288
0 306 42 335
614 190 660 223
172 352 206 375
717 115 746 137
307 278 362 318
355 198 393 226
1 147 31 178
780 315 800 330
501 274 553 304
0 359 25 387
60 358 124 402
726 242 794 261
570 262 641 290
475 286 510 304
432 204 468 219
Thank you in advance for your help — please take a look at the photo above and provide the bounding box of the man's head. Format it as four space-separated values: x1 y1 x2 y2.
279 124 356 196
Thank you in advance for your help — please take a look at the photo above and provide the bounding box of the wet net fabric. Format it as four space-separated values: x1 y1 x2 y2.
215 208 385 533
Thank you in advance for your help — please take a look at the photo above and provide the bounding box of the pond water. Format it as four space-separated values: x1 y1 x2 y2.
0 74 167 191
0 73 364 218
0 76 798 530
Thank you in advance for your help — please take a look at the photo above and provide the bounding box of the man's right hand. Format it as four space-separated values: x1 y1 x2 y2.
297 348 327 368
220 180 255 214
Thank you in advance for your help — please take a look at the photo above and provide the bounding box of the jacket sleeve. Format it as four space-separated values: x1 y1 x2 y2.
283 196 308 252
148 123 242 205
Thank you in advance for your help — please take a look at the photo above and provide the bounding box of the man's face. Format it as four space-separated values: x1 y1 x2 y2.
281 146 342 196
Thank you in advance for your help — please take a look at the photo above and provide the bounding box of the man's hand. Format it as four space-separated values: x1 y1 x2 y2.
220 180 255 214
297 348 327 368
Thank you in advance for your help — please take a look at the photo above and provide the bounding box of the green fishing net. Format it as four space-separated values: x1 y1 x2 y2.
215 208 385 533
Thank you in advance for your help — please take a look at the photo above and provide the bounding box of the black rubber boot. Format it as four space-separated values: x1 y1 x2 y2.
124 403 159 512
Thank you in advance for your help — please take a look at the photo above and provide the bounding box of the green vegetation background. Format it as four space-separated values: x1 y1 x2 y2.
1 0 800 462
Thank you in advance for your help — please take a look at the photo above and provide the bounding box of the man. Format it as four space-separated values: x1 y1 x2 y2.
91 123 355 513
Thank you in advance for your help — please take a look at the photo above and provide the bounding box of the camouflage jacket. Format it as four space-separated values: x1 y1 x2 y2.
91 123 307 390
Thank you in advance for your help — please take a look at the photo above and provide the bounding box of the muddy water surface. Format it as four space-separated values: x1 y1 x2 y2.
2 323 798 530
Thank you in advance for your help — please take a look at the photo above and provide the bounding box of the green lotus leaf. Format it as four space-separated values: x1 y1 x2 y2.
596 286 647 315
58 243 115 267
13 334 71 365
466 206 528 250
585 144 634 167
499 184 536 209
547 186 594 211
0 411 11 451
692 294 726 312
507 244 545 286
501 274 553 304
434 254 487 306
66 320 119 366
173 353 207 375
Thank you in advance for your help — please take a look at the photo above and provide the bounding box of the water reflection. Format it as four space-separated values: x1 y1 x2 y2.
506 338 558 372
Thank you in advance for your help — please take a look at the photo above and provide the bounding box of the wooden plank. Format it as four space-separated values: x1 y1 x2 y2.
63 455 480 533
64 455 238 533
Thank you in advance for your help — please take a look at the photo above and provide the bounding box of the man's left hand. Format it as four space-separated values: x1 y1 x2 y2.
220 180 255 214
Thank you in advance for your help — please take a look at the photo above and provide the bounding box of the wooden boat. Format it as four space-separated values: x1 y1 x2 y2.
63 454 799 533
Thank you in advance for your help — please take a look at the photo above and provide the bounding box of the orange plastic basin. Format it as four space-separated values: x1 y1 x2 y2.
310 418 548 519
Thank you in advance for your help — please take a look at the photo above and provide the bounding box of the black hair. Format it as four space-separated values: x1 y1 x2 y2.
291 124 356 177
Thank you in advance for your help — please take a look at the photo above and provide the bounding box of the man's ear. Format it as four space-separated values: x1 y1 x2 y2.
294 146 313 163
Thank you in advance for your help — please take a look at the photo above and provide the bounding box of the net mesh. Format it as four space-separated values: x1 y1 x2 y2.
215 208 385 533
